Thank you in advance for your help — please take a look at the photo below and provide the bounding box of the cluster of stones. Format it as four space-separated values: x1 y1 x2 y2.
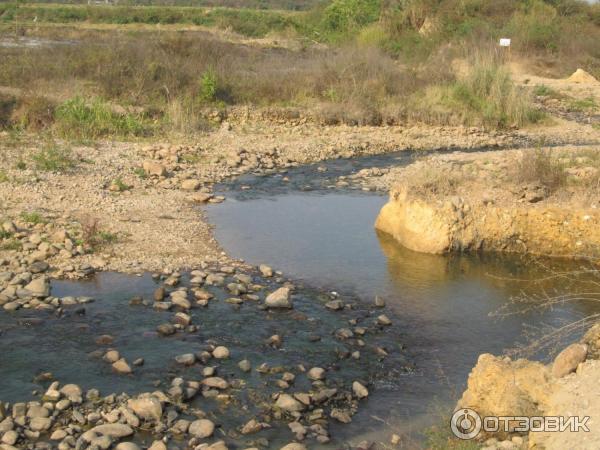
0 252 400 449
0 381 236 450
1 264 94 313
0 351 373 449
0 217 99 276
138 144 297 203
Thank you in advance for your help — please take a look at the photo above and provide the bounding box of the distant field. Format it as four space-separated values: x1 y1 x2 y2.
0 3 302 37
1 0 599 136
15 0 320 11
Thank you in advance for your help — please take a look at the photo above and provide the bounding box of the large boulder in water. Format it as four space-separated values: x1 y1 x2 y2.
265 287 292 308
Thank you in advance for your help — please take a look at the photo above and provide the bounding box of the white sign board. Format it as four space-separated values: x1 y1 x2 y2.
499 38 511 47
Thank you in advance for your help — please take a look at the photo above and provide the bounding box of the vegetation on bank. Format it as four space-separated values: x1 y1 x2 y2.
2 0 599 65
0 0 599 137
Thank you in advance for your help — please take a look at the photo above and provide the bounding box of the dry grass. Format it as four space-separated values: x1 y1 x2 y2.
515 148 567 190
403 159 468 199
0 26 544 135
0 29 435 131
408 52 544 129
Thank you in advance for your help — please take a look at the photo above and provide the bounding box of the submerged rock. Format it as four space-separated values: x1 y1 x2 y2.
212 346 230 359
275 394 304 412
112 359 132 375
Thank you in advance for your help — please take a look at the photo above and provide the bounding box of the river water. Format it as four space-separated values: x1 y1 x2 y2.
1 151 598 448
206 153 600 445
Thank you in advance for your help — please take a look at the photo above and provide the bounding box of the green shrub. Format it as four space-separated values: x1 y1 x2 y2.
505 0 561 52
568 97 597 112
322 0 381 36
199 69 218 103
0 238 22 251
54 97 148 139
533 84 560 97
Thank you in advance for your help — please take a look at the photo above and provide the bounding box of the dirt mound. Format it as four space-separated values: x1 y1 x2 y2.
566 68 599 84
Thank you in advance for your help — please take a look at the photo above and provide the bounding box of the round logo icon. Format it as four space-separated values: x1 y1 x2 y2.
451 408 482 440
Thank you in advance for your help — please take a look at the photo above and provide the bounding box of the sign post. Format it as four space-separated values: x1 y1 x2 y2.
499 38 511 62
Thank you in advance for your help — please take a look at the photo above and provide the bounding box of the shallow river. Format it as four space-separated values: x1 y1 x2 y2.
207 153 600 444
1 151 598 448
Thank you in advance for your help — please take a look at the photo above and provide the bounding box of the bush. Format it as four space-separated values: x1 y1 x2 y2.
505 0 561 53
199 69 218 103
12 96 56 131
0 95 16 128
322 0 381 36
54 97 148 139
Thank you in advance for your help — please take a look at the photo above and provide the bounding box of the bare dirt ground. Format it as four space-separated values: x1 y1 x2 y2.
0 119 535 276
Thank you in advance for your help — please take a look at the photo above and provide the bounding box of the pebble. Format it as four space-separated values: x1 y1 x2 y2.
259 264 273 277
127 396 162 422
115 443 142 450
213 346 230 359
175 353 196 366
307 367 326 380
352 381 369 399
112 359 132 374
157 323 176 336
276 394 305 412
188 419 215 438
377 314 392 326
238 359 252 372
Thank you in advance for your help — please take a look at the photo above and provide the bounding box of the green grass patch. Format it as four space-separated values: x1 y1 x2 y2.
0 238 22 251
20 211 46 225
54 97 149 140
32 142 76 173
1 4 298 38
133 167 147 179
568 97 597 112
533 84 562 98
0 229 12 240
424 409 481 450
95 230 118 245
0 170 8 183
110 177 131 192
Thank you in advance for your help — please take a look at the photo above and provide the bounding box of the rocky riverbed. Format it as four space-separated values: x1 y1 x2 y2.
2 109 600 450
0 259 410 450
